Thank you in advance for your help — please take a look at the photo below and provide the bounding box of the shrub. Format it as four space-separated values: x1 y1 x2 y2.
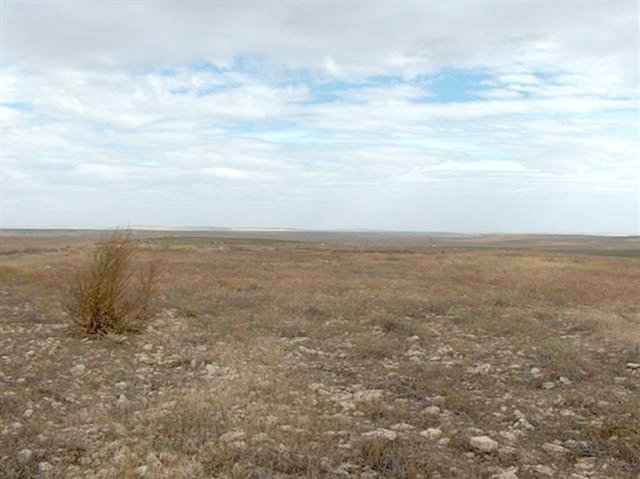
63 229 159 336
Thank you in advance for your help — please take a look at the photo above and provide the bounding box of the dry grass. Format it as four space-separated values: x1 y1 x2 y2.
0 233 639 478
62 229 159 336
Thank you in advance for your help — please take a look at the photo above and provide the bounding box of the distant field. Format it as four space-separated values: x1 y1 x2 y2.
1 232 639 478
3 228 638 254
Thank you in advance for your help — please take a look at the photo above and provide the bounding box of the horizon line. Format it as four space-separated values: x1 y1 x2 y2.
1 226 638 238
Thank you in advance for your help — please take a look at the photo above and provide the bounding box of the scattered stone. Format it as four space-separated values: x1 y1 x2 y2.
542 442 568 455
542 381 556 390
229 439 247 450
532 465 554 476
219 430 246 443
17 448 33 464
575 457 596 471
38 462 52 472
498 446 518 457
362 429 397 441
70 364 86 376
468 363 492 375
437 437 450 447
469 435 499 453
420 428 442 440
499 431 518 443
424 405 441 417
361 469 379 479
23 408 33 418
298 345 321 355
146 452 161 469
135 465 149 478
491 467 518 479
252 432 270 443
390 422 415 432
626 363 640 370
353 390 384 405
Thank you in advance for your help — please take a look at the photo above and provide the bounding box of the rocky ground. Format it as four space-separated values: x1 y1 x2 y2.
1 235 639 478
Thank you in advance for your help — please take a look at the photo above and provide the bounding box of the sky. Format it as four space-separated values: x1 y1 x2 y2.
1 1 639 233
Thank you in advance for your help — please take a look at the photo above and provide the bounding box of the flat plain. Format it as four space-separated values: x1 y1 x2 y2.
1 231 639 478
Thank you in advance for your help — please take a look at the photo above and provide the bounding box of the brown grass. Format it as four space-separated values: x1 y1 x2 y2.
0 234 639 478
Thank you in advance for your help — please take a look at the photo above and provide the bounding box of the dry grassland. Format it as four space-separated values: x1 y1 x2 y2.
1 234 639 478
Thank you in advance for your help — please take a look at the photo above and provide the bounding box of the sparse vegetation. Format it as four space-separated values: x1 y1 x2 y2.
0 233 639 478
62 229 159 336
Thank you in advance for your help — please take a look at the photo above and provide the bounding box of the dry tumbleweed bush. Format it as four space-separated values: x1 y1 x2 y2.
63 229 159 335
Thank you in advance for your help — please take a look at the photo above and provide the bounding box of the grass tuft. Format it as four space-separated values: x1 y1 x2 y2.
62 229 159 336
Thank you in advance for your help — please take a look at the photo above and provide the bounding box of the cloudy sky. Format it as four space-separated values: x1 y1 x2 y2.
1 1 639 233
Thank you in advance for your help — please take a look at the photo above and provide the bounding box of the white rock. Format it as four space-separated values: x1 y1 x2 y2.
146 452 161 468
498 446 518 456
420 428 442 440
543 442 568 455
362 429 397 441
424 405 441 416
298 345 320 355
626 363 640 369
23 408 33 418
70 364 86 376
353 390 384 404
499 431 518 443
492 467 518 479
252 432 270 443
532 465 554 476
17 448 33 464
390 422 415 432
219 430 245 443
135 465 149 478
542 381 555 390
468 363 492 375
575 457 596 470
38 462 52 472
229 440 247 450
117 394 129 406
437 437 450 447
469 435 499 452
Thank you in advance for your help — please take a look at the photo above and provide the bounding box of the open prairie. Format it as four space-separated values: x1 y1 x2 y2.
1 232 639 478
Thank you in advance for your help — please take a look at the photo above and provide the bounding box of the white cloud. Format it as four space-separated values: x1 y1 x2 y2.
3 2 638 85
1 2 638 233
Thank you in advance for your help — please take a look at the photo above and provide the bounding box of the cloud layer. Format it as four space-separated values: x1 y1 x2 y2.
1 1 638 232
